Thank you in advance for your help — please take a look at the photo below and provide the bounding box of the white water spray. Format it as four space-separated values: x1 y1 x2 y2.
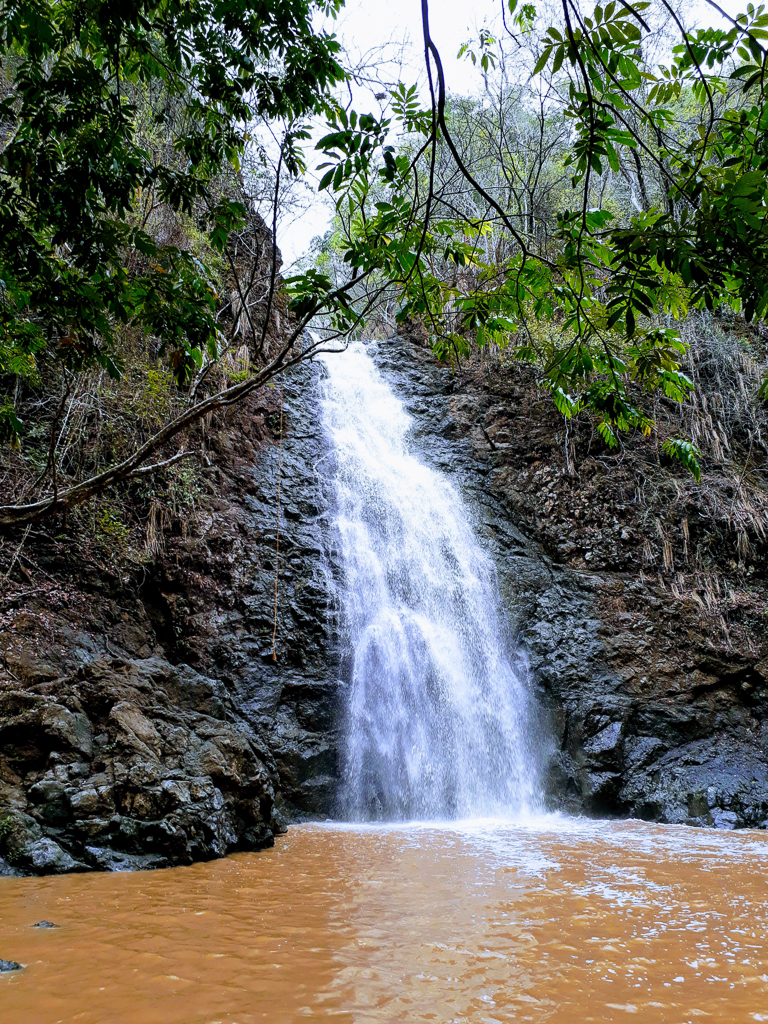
320 343 541 821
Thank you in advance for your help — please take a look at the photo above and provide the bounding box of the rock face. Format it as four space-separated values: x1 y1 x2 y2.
372 334 768 831
2 332 767 876
0 360 340 874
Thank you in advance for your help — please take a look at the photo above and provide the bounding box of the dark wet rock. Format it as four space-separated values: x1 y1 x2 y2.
583 721 623 764
712 809 740 830
33 921 59 928
0 812 84 874
0 359 339 875
24 837 82 874
0 959 22 972
83 846 171 872
41 705 93 758
0 857 19 877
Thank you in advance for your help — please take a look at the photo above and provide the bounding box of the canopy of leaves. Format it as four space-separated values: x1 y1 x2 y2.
305 0 768 480
0 0 345 440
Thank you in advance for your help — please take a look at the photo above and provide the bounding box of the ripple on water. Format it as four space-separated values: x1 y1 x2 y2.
0 817 766 1023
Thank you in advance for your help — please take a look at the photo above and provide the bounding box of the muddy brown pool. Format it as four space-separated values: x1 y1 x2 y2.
1 818 767 1023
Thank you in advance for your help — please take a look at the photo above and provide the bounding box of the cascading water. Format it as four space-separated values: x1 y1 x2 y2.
320 342 542 821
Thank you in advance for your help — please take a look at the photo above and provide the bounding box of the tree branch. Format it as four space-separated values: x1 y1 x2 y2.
0 269 371 528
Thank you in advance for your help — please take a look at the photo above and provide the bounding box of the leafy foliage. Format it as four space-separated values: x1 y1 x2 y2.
662 437 703 481
0 0 345 417
306 0 768 478
3 0 768 531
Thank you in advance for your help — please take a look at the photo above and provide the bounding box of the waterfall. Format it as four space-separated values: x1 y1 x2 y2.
320 342 541 821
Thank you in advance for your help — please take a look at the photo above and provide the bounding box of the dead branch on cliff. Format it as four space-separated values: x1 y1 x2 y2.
0 268 383 529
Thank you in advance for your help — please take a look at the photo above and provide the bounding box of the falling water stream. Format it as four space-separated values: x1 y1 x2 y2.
1 344 768 1022
319 342 540 820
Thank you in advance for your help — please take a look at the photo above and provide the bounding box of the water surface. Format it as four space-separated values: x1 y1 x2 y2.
2 818 768 1023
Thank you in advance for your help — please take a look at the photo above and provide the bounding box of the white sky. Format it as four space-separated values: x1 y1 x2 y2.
278 0 495 265
277 0 745 265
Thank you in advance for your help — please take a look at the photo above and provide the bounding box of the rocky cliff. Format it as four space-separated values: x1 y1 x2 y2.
0 360 340 875
2 330 767 876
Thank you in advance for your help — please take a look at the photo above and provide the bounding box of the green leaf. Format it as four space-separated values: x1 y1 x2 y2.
662 438 702 481
597 421 618 448
533 46 552 75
